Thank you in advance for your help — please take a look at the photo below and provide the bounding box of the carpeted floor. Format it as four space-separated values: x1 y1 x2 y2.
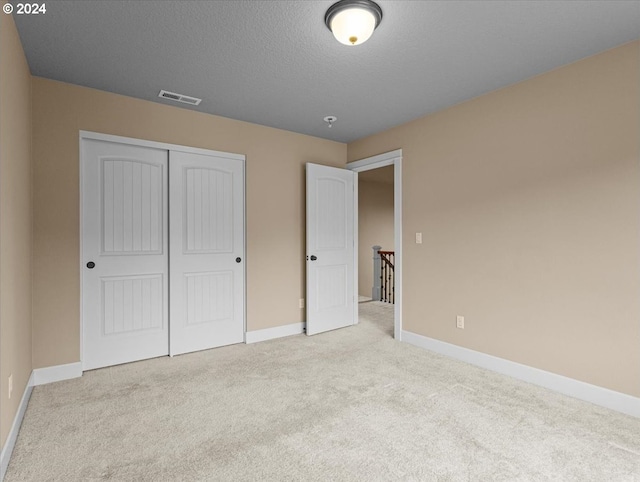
6 302 640 481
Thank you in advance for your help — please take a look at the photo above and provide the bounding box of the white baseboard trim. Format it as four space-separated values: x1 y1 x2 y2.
32 362 82 386
0 372 34 481
246 322 306 344
402 330 640 419
2 362 83 479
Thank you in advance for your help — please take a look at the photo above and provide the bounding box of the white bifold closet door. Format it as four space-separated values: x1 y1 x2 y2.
82 137 244 370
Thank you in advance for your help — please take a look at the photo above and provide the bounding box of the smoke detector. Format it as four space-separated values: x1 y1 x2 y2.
158 90 202 106
324 115 337 128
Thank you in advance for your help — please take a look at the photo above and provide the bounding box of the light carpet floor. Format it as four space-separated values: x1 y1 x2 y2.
6 302 640 481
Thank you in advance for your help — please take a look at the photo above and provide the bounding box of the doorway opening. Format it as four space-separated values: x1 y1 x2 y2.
357 165 394 337
348 149 402 340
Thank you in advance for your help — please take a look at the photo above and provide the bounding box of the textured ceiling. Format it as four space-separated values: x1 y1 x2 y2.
14 0 640 143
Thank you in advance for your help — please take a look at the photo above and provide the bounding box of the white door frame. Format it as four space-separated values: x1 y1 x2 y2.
347 149 403 340
79 130 247 370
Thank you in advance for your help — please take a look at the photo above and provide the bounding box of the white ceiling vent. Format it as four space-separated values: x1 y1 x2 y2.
158 90 202 106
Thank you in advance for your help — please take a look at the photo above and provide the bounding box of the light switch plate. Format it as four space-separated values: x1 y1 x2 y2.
416 232 422 244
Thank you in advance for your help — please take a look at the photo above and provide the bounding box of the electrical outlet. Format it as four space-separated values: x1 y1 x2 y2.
299 298 305 309
8 374 13 399
415 232 423 244
456 315 465 329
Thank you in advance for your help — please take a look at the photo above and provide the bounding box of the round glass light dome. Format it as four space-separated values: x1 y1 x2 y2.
325 0 383 46
330 7 377 45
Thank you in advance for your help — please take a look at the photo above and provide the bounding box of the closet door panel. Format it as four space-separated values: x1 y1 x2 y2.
169 151 245 356
82 139 169 370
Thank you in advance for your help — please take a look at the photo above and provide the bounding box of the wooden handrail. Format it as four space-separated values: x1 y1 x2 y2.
379 251 395 269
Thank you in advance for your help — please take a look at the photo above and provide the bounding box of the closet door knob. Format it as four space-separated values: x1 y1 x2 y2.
236 257 242 263
86 261 95 269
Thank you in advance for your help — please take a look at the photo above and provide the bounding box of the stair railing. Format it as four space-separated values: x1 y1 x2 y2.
372 246 394 304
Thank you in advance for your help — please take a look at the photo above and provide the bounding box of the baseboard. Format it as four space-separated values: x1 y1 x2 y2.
0 372 34 481
1 362 83 480
246 322 306 344
32 362 82 386
402 330 640 419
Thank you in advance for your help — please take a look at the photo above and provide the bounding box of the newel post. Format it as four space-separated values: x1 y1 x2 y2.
372 245 382 301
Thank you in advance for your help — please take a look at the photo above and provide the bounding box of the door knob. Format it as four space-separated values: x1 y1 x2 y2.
86 261 95 269
310 255 317 261
236 257 242 263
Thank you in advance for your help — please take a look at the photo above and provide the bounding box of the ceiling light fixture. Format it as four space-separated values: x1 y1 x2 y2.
325 0 383 46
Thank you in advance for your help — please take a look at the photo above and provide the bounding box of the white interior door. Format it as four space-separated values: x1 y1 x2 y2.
169 151 245 355
82 139 169 370
306 163 356 335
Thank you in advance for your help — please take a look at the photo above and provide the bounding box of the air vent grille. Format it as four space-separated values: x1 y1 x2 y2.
158 90 202 106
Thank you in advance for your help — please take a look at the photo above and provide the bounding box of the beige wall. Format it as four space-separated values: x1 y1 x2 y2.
0 15 33 447
31 78 346 369
348 41 640 397
358 174 394 298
